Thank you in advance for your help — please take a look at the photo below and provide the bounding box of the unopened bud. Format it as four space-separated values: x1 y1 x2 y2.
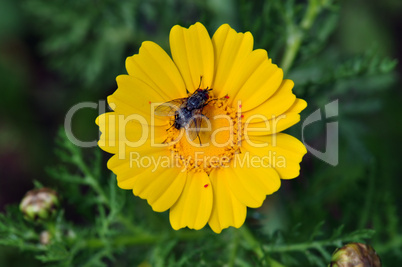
329 243 381 267
19 188 59 222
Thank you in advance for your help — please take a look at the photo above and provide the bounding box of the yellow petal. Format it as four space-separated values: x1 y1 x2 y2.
244 113 301 136
126 41 186 100
107 155 147 189
242 133 307 179
107 149 171 190
233 61 283 111
222 160 280 208
243 96 307 136
208 168 247 233
96 112 168 155
242 79 296 122
287 98 307 114
169 171 213 230
232 161 281 195
133 167 186 212
108 75 170 126
212 24 255 98
170 22 214 93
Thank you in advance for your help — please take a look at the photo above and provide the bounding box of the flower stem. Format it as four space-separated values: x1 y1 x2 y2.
86 234 158 248
85 230 204 249
238 224 356 264
239 225 264 258
280 0 322 74
228 229 240 267
263 238 339 253
239 226 286 266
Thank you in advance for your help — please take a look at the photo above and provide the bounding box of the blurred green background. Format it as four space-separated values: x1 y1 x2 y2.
0 0 402 265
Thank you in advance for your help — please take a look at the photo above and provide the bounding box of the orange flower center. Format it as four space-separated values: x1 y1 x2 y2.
165 98 242 174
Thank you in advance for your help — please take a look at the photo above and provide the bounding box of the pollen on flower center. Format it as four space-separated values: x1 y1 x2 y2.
165 98 242 174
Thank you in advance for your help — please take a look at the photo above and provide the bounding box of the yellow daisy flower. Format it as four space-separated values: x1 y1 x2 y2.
96 22 307 233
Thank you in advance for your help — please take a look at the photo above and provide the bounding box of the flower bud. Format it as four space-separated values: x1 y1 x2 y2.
329 243 381 267
19 188 59 222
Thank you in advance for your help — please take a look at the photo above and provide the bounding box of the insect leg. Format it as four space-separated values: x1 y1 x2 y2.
197 133 202 146
166 123 175 131
198 76 203 89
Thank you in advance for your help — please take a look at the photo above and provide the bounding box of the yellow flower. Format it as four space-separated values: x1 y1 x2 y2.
96 22 307 233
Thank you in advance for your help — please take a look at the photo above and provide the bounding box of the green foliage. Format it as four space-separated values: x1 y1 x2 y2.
1 0 401 266
21 0 216 89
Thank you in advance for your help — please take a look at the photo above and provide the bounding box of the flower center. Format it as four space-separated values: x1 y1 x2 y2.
165 98 241 174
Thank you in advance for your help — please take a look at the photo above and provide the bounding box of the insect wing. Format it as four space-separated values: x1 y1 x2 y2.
185 109 207 141
185 113 201 141
154 98 187 116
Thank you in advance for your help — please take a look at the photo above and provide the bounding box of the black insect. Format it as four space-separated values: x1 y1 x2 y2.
154 83 212 143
